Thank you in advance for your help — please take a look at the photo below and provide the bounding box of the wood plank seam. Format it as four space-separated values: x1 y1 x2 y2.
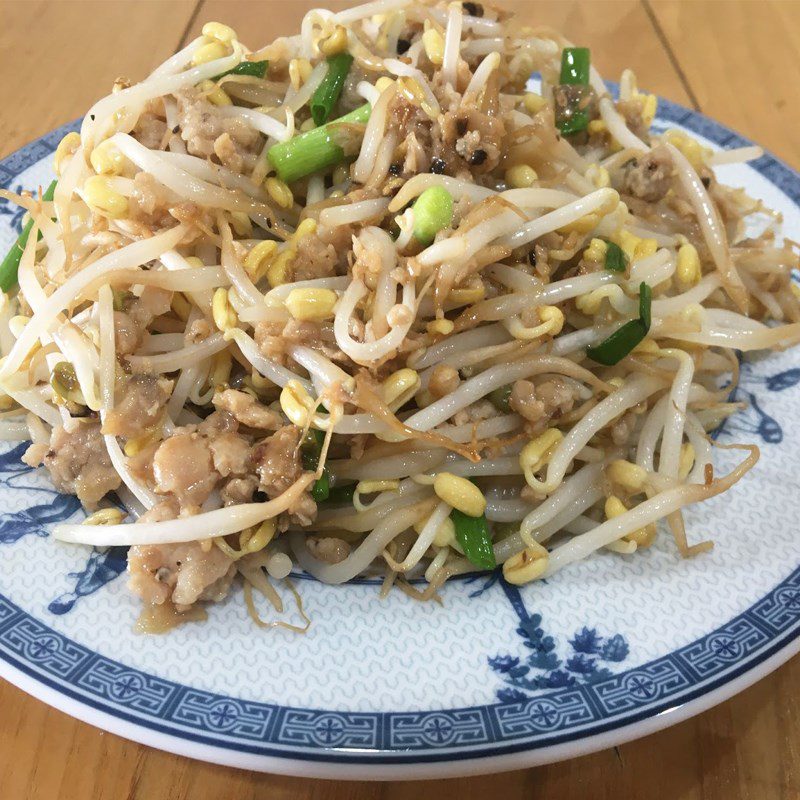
641 0 702 111
177 0 207 51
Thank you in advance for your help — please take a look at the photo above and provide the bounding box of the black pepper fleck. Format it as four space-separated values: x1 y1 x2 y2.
701 176 711 188
469 149 487 166
528 250 537 267
456 118 468 136
389 162 402 175
463 2 483 16
397 38 411 55
253 490 268 503
430 157 446 174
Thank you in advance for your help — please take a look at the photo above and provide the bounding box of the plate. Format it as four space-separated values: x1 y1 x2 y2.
1 95 799 780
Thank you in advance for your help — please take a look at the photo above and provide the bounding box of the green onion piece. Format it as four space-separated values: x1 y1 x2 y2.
489 384 512 413
311 52 354 127
451 508 496 571
311 468 331 502
559 47 590 85
604 241 627 272
300 427 330 501
557 110 589 137
556 47 591 136
267 103 371 184
412 186 454 245
213 59 268 80
325 482 357 504
586 281 652 366
0 180 56 293
639 281 652 329
585 320 647 366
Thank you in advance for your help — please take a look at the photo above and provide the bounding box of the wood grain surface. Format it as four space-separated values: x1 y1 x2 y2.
1 1 799 798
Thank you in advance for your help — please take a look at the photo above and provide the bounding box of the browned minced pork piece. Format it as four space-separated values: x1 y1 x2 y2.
152 432 218 509
438 109 506 175
452 399 498 427
138 498 180 523
509 378 577 433
306 536 351 564
40 422 121 507
221 475 259 506
127 542 236 610
114 310 142 355
131 172 166 215
128 172 175 229
213 389 282 430
387 94 433 150
127 287 173 330
251 425 304 498
102 374 172 439
132 103 168 149
176 86 261 162
252 425 318 526
291 233 339 282
255 318 339 363
213 131 245 173
617 146 674 203
209 433 251 477
198 409 239 435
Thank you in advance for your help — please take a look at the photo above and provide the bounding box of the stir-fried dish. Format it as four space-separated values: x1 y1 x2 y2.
2 0 798 630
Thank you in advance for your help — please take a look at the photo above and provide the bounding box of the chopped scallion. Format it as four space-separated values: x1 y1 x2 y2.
412 186 454 245
267 103 371 184
0 180 57 293
213 60 268 81
559 47 590 85
451 508 496 571
301 427 331 501
556 47 591 136
311 52 353 126
311 468 331 502
325 482 356 504
639 281 652 329
489 384 513 413
586 281 652 366
604 241 628 272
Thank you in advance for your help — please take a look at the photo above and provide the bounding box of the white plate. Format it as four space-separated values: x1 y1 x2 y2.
1 96 799 779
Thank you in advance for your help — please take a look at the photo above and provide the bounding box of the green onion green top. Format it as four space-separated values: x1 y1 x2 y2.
0 180 57 293
267 102 371 184
412 186 454 245
639 281 652 329
451 508 496 571
489 384 513 413
325 482 357 504
559 47 590 85
585 281 653 366
213 59 268 81
311 52 354 127
604 241 628 272
301 428 330 502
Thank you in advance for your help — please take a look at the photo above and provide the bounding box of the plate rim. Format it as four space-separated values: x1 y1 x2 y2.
1 94 799 779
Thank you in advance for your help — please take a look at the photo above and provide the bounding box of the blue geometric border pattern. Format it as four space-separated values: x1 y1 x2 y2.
0 98 800 763
0 566 798 761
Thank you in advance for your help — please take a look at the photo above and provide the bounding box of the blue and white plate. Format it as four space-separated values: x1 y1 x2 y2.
1 96 799 779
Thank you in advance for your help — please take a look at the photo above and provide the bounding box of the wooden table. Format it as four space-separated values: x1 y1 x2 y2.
1 1 799 797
